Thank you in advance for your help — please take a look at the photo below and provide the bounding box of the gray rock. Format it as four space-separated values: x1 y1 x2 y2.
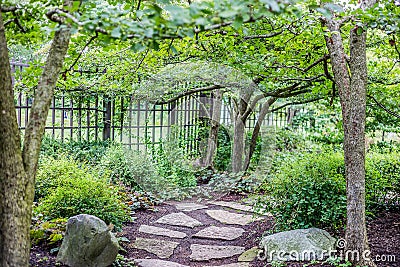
205 210 260 225
156 212 203 228
57 214 119 267
139 225 187 239
238 247 259 262
135 259 189 267
259 228 336 262
193 226 244 240
190 244 245 261
132 237 179 259
175 202 208 212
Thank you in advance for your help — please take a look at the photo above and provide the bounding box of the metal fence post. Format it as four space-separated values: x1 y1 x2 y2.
103 97 112 141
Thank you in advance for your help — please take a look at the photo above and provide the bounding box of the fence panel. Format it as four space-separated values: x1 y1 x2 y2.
11 61 310 151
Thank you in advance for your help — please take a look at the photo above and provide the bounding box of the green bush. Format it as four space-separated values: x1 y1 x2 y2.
152 141 197 188
99 144 161 189
99 143 196 197
260 152 347 231
35 157 130 229
35 156 94 200
259 150 400 231
366 152 400 212
41 136 111 165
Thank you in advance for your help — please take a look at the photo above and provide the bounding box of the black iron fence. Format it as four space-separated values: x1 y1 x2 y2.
11 61 308 150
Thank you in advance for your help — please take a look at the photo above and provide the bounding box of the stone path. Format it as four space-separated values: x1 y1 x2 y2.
122 199 269 267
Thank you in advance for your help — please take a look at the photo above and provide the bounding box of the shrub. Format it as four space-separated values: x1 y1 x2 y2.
40 136 111 165
259 150 400 231
152 141 197 188
99 144 161 189
260 152 347 231
35 157 130 229
99 143 196 198
35 156 95 200
366 152 400 212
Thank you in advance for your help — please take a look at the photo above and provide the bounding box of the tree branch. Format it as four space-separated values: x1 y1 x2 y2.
23 0 73 181
0 6 18 12
263 54 329 73
63 32 98 74
368 94 400 119
270 97 323 112
150 84 224 105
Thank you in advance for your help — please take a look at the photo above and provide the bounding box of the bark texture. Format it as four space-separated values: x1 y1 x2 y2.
243 97 276 172
0 10 32 267
0 1 72 266
323 1 376 266
231 86 254 173
204 90 222 167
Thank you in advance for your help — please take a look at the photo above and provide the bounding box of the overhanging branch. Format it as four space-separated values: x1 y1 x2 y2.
150 84 224 105
368 94 400 119
270 96 323 112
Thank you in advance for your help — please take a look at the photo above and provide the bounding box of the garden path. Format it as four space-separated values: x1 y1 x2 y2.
119 198 273 267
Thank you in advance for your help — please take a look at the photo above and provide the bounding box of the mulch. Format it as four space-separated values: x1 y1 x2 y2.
29 194 399 267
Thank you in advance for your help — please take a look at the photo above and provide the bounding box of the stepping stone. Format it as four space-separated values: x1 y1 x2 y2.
238 247 259 262
210 201 272 216
203 264 250 267
190 244 245 261
132 237 179 259
176 202 208 212
206 210 260 226
156 212 203 228
135 259 189 267
193 226 244 240
209 201 253 212
139 225 187 239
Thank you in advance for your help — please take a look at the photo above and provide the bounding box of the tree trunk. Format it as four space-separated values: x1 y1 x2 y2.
0 1 72 266
322 1 375 265
0 11 32 267
204 90 222 167
243 97 276 172
231 114 245 173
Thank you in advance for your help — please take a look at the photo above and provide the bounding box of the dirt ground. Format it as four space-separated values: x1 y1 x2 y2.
29 195 399 267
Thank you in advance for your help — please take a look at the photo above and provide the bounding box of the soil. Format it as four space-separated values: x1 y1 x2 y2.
29 194 400 267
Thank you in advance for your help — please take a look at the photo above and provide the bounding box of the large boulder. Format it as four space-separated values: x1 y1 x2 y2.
57 214 119 267
259 228 336 262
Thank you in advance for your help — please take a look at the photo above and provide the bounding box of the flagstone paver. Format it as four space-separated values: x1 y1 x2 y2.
139 225 187 239
209 201 253 212
210 200 272 216
205 210 260 225
156 212 203 228
176 202 208 212
132 237 179 259
128 198 265 266
135 259 189 267
193 226 244 240
190 244 245 261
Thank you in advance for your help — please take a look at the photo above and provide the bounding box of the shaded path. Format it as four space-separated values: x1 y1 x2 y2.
119 198 274 267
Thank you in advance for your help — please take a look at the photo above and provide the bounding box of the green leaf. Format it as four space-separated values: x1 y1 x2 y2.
219 9 237 18
111 27 122 38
